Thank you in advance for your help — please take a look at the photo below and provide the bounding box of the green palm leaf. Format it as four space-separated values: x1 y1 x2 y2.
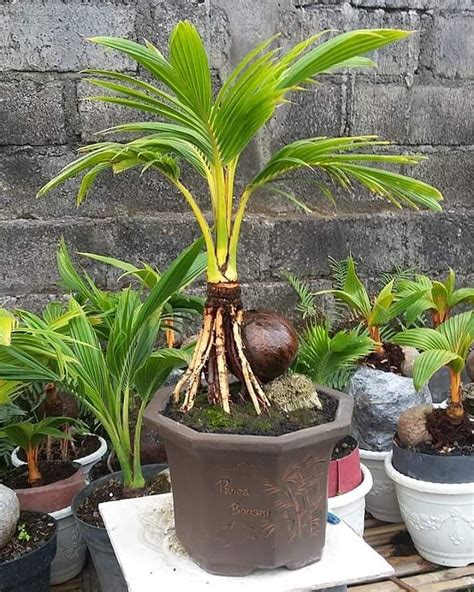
411 350 463 390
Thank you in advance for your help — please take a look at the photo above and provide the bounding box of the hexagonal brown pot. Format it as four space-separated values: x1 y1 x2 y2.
144 385 353 576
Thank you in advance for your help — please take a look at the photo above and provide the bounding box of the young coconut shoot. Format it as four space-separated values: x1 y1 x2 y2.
37 22 443 414
315 257 427 352
0 417 73 486
396 269 474 328
392 311 474 421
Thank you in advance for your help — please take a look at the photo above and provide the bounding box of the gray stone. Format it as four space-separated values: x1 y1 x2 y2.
347 366 432 452
0 485 19 549
0 77 66 145
400 346 419 378
466 350 474 382
0 2 136 72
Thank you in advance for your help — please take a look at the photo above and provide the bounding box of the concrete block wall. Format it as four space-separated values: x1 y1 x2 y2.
0 0 472 316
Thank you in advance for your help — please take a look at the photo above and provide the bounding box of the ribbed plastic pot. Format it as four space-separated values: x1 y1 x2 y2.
328 464 373 536
145 385 353 576
49 506 87 585
11 435 108 478
71 463 168 592
385 452 474 567
359 449 401 523
0 514 57 592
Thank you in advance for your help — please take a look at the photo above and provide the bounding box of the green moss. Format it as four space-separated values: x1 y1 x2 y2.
165 388 337 436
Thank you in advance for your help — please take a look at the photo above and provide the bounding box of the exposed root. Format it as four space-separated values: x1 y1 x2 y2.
172 282 271 415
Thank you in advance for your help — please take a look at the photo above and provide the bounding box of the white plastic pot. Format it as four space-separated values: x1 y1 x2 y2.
11 435 107 477
385 452 474 567
360 449 401 523
328 464 373 536
49 506 87 585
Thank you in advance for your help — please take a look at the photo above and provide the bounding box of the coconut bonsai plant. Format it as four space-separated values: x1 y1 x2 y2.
386 310 474 566
0 485 57 592
37 22 443 574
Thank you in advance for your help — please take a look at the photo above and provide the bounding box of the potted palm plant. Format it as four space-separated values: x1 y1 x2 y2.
316 257 432 522
0 239 204 590
0 417 87 585
292 320 375 535
386 310 474 566
396 270 474 402
37 22 442 574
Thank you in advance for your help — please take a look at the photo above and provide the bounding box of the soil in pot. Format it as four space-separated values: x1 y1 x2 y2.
331 435 357 460
16 435 100 464
0 461 77 489
362 342 404 374
163 389 337 436
0 511 55 563
76 472 171 528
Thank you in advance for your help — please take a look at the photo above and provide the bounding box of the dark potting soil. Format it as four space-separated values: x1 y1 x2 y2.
17 434 100 464
164 391 338 436
331 435 357 461
0 511 55 563
77 473 171 528
396 408 474 456
362 342 405 374
0 461 77 490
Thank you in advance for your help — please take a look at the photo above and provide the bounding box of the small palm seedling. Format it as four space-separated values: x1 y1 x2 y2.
293 323 375 390
316 257 426 351
37 22 443 414
0 241 204 490
0 417 73 486
392 311 474 421
396 269 474 328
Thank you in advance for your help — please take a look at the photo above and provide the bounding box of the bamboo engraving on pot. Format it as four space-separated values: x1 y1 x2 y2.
400 503 474 545
261 455 325 541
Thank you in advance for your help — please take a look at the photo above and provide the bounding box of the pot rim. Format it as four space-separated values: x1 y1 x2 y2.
12 463 84 495
385 452 474 494
360 448 390 460
328 464 373 507
11 434 107 468
49 505 73 520
148 385 353 449
0 513 57 567
71 463 168 532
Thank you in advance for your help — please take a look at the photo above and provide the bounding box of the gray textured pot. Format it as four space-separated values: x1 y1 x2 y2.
49 505 87 585
71 463 167 592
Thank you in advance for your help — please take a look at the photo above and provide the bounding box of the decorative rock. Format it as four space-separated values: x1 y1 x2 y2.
264 373 322 413
397 405 433 448
466 350 474 382
400 347 420 378
0 485 20 549
347 367 432 452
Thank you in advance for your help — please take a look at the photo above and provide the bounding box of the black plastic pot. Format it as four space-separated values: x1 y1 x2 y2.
71 463 167 592
392 438 474 484
0 514 57 592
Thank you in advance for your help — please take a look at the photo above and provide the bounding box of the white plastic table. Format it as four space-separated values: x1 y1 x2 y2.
99 493 394 592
